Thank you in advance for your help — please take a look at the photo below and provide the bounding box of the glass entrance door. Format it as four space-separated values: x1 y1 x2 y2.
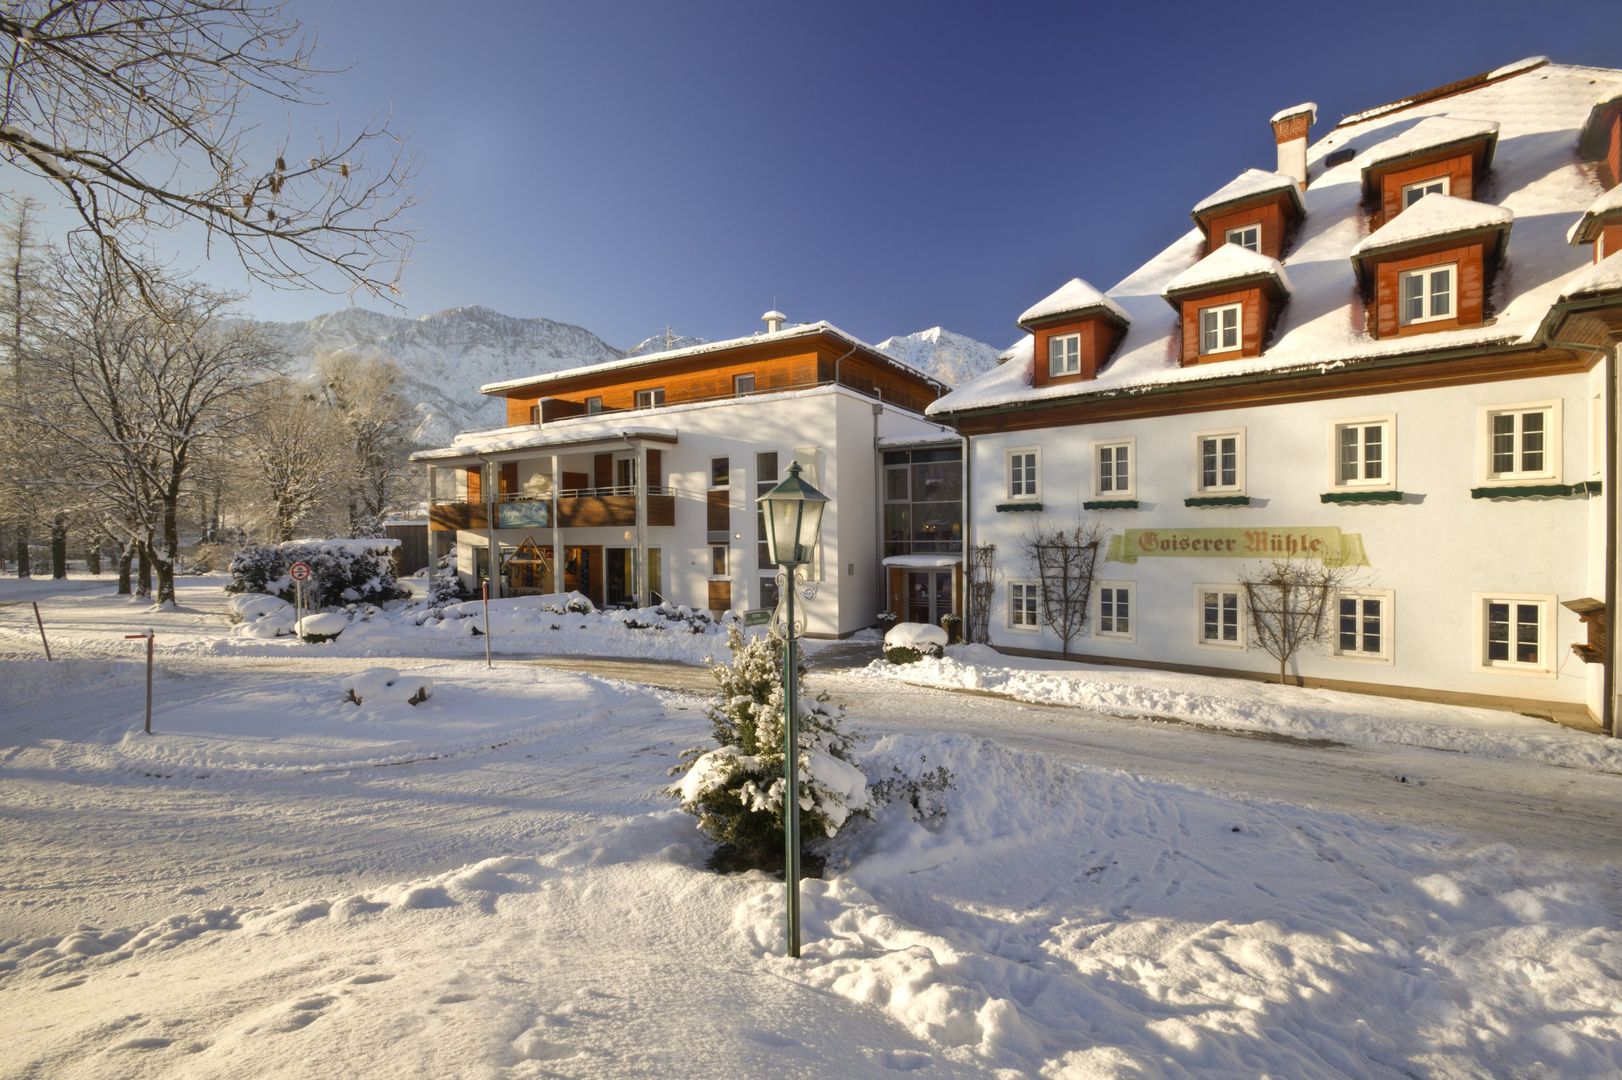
905 570 954 625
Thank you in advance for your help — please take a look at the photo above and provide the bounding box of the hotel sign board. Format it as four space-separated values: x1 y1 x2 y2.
1107 527 1369 567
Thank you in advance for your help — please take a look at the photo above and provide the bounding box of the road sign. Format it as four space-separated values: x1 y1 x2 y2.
289 561 313 582
743 608 771 627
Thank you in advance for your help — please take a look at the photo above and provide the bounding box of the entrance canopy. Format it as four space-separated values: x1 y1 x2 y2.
882 554 962 569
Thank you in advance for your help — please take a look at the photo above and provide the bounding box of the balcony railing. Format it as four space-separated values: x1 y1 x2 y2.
432 486 678 532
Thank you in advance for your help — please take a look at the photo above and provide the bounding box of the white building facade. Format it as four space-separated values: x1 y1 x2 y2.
933 60 1622 729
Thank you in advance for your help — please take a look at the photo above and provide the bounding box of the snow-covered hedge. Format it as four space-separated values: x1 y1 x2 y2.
226 540 407 608
341 667 432 706
883 622 947 664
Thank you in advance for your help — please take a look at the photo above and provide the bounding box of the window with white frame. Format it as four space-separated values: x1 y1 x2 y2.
710 456 729 488
585 396 604 414
1226 223 1261 252
733 373 755 395
1199 303 1242 354
1334 590 1391 660
635 387 666 409
1048 333 1081 377
1483 402 1559 481
1094 439 1134 497
1006 448 1039 500
1399 264 1454 325
1008 580 1040 630
1196 431 1244 492
1197 587 1244 647
1477 595 1553 672
1096 582 1133 639
1333 418 1393 488
1401 176 1449 207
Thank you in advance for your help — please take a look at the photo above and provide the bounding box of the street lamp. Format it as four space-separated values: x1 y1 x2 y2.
757 460 828 959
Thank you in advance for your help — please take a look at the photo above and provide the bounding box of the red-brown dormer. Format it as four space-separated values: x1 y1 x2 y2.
1161 245 1291 365
1360 116 1498 229
1578 94 1622 188
1017 278 1131 387
1190 170 1304 260
1569 185 1622 263
1351 194 1512 338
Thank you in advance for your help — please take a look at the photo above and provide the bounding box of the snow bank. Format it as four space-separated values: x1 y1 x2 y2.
296 612 349 639
340 667 431 706
883 623 947 651
864 647 1622 773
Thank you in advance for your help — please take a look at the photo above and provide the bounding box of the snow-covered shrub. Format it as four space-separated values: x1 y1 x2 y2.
225 540 407 608
671 624 869 873
883 622 946 664
868 759 955 825
297 612 348 643
939 613 963 644
341 667 432 706
875 610 899 633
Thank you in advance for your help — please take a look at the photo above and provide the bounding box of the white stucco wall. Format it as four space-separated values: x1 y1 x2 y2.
969 370 1603 708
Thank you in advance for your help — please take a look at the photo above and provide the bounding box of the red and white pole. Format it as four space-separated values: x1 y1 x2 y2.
124 628 154 734
481 580 492 668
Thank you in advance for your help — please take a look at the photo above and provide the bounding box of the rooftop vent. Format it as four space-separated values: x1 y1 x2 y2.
762 309 786 334
1325 146 1357 168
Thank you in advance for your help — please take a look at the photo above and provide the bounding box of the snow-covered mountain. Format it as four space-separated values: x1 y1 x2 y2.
253 306 1001 447
254 306 624 444
875 326 1002 388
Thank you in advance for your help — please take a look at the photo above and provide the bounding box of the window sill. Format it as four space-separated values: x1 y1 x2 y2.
996 501 1044 513
1320 490 1403 504
1469 483 1590 500
1083 499 1139 510
1184 495 1251 508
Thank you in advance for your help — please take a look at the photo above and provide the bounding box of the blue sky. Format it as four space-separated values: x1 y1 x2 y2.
41 1 1622 349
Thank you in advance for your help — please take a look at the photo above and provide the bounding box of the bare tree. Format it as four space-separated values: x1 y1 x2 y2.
241 377 344 540
35 245 280 604
965 543 1000 645
1023 520 1107 658
0 197 46 575
314 353 415 537
1239 559 1356 685
0 1 415 300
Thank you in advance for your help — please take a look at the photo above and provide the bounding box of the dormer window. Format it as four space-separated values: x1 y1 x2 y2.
1401 177 1449 208
1399 264 1454 324
1048 334 1081 376
1199 304 1243 354
1226 224 1261 252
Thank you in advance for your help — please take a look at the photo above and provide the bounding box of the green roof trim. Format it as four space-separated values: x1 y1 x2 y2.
1184 495 1252 508
1469 483 1583 500
996 501 1044 513
1083 499 1140 510
1319 490 1405 504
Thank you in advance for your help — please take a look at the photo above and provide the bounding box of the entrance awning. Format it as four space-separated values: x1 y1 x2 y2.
882 554 962 569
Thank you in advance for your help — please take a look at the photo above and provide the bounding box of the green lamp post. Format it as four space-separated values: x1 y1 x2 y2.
756 460 828 959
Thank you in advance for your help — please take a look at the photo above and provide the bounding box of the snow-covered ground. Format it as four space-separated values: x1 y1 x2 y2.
4 576 1621 1075
862 644 1622 774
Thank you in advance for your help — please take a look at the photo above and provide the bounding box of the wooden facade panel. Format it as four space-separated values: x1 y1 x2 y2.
822 351 939 413
1607 113 1621 188
1373 150 1476 227
1203 200 1288 259
888 568 906 619
1598 222 1622 262
706 488 730 533
1031 317 1123 386
557 494 636 528
464 465 482 503
1178 286 1267 365
648 493 675 528
647 448 662 487
499 462 518 498
593 453 613 489
429 502 488 532
707 580 732 612
1371 242 1486 338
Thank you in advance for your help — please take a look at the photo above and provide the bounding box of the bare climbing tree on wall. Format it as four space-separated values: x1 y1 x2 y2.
1023 520 1107 658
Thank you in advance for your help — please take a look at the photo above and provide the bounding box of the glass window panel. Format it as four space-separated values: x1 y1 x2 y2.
885 465 909 502
1430 268 1452 317
1402 273 1424 322
710 457 729 487
913 461 962 503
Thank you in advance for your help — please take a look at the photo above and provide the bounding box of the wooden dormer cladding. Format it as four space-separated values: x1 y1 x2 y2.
1190 171 1304 260
1015 278 1131 386
1578 96 1622 188
1359 117 1498 229
1366 239 1489 339
1161 246 1291 365
498 329 945 424
1350 194 1511 340
1569 187 1622 263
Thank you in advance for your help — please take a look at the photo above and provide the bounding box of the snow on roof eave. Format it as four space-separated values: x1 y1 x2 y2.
1351 221 1513 272
1578 94 1622 156
1567 185 1622 244
1017 278 1131 329
1190 170 1305 222
1557 250 1622 302
1336 57 1548 128
477 321 945 396
409 425 678 462
1161 244 1293 301
1270 101 1317 125
1357 122 1500 184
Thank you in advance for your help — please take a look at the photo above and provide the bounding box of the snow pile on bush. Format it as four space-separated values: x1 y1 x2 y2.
341 667 432 707
672 624 871 872
228 593 295 639
225 539 407 608
296 612 348 642
883 621 947 664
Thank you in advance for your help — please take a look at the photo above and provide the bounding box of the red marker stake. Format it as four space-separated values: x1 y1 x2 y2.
124 629 154 734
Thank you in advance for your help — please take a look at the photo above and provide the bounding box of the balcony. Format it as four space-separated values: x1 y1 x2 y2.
433 487 677 533
428 501 487 531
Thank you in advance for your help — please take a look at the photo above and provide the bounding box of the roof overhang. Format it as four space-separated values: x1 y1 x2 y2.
1350 222 1512 285
1162 271 1291 308
410 427 678 466
1359 131 1498 203
1190 186 1305 230
1578 95 1622 159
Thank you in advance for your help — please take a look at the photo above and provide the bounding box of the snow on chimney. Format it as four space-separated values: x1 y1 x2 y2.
762 309 786 334
1270 102 1316 191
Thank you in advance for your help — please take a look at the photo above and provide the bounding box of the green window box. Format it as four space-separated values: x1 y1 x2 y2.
1319 490 1404 504
1183 495 1251 508
1083 499 1139 510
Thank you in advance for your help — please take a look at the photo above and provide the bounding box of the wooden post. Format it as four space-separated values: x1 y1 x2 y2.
482 580 492 668
32 601 51 661
124 629 154 734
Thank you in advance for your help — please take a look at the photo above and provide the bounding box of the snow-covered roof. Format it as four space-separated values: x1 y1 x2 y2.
1162 243 1292 299
1190 169 1304 218
1358 116 1500 175
477 320 944 396
1017 278 1130 328
1351 193 1513 259
1270 102 1317 125
882 554 963 569
930 61 1622 419
411 424 678 462
1568 183 1622 244
1558 250 1622 301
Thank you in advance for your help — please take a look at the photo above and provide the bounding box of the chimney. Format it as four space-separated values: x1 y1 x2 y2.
1270 102 1316 191
762 309 786 334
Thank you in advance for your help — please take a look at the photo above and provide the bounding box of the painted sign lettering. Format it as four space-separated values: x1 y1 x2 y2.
1106 527 1369 567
